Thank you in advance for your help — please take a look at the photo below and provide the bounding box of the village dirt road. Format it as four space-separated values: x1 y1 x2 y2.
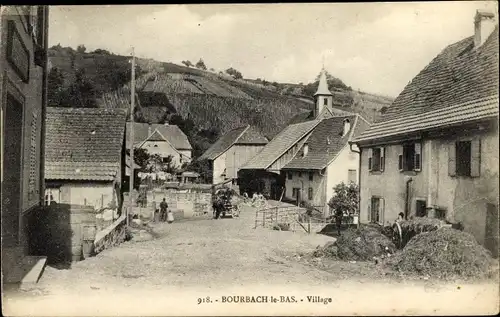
3 204 499 316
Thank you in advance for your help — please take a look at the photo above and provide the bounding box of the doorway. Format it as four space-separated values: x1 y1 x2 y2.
416 199 427 217
2 93 24 247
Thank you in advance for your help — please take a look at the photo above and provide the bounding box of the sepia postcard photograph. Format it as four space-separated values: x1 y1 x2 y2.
1 2 499 316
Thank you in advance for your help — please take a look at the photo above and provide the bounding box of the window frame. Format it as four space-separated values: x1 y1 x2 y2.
456 140 472 177
449 137 481 178
369 196 385 225
368 147 385 172
398 142 422 173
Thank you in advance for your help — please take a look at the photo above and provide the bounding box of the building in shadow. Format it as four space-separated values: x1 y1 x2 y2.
1 6 50 285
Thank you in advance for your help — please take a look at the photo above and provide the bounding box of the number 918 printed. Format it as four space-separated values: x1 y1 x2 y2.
198 296 214 304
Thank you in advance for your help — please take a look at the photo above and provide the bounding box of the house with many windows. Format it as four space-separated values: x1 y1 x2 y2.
239 68 369 215
352 10 499 256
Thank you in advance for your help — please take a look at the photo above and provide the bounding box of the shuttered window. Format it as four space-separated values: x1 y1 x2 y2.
450 138 481 177
368 148 373 171
370 197 385 224
368 147 384 172
399 142 421 172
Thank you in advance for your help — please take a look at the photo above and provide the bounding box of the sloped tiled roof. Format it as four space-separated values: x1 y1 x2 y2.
283 115 363 170
241 120 321 170
126 122 192 150
288 106 357 125
236 126 269 145
353 95 499 143
199 125 268 161
45 107 127 181
355 25 499 143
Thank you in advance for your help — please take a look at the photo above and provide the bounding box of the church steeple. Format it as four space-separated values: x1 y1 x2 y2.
313 68 333 118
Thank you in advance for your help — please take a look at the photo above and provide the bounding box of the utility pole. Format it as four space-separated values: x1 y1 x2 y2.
128 47 135 227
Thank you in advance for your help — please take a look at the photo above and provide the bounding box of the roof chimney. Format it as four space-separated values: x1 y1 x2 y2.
474 10 496 48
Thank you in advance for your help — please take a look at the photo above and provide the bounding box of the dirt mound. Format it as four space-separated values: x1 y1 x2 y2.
385 228 497 279
314 224 396 261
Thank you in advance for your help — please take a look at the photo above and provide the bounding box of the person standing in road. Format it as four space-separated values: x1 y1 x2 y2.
160 198 168 222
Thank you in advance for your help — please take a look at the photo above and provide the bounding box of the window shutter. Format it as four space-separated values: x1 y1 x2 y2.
380 147 385 172
470 138 481 177
367 204 371 222
380 198 385 225
414 143 422 172
448 142 456 177
398 145 403 171
368 148 373 171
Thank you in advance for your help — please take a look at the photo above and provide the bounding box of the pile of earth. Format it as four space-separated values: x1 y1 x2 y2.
384 228 498 280
314 224 396 261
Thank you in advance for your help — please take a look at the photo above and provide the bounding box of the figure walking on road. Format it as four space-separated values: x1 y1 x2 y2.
160 198 168 222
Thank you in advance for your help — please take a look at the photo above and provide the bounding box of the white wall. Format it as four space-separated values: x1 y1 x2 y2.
284 170 325 206
212 152 227 184
54 182 116 209
326 145 360 205
141 141 184 168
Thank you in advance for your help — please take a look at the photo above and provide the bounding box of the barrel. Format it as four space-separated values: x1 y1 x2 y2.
70 215 83 262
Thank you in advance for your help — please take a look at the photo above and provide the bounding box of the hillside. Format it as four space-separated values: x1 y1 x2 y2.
47 45 394 157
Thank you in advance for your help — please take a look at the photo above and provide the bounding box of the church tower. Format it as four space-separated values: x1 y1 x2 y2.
314 68 333 118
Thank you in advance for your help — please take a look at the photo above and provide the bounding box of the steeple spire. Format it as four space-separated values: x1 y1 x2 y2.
314 68 332 96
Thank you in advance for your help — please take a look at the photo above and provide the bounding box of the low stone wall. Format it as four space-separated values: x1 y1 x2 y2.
147 190 213 218
93 215 127 255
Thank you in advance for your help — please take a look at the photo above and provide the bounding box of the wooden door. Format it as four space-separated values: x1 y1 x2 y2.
1 94 24 247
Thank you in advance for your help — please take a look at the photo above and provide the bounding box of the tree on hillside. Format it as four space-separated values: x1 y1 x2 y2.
225 67 243 79
182 60 193 67
92 48 111 55
66 68 97 108
47 67 66 106
195 58 207 70
77 44 86 53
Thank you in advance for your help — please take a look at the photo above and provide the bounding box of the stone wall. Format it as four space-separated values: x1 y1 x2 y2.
147 190 213 218
93 215 127 255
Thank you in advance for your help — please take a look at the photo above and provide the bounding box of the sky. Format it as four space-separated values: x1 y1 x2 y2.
48 2 498 97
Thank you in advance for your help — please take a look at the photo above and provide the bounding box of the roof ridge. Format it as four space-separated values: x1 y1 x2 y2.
264 119 323 169
233 125 251 144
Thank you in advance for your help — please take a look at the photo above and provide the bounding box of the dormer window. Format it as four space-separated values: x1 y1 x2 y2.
343 119 351 137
